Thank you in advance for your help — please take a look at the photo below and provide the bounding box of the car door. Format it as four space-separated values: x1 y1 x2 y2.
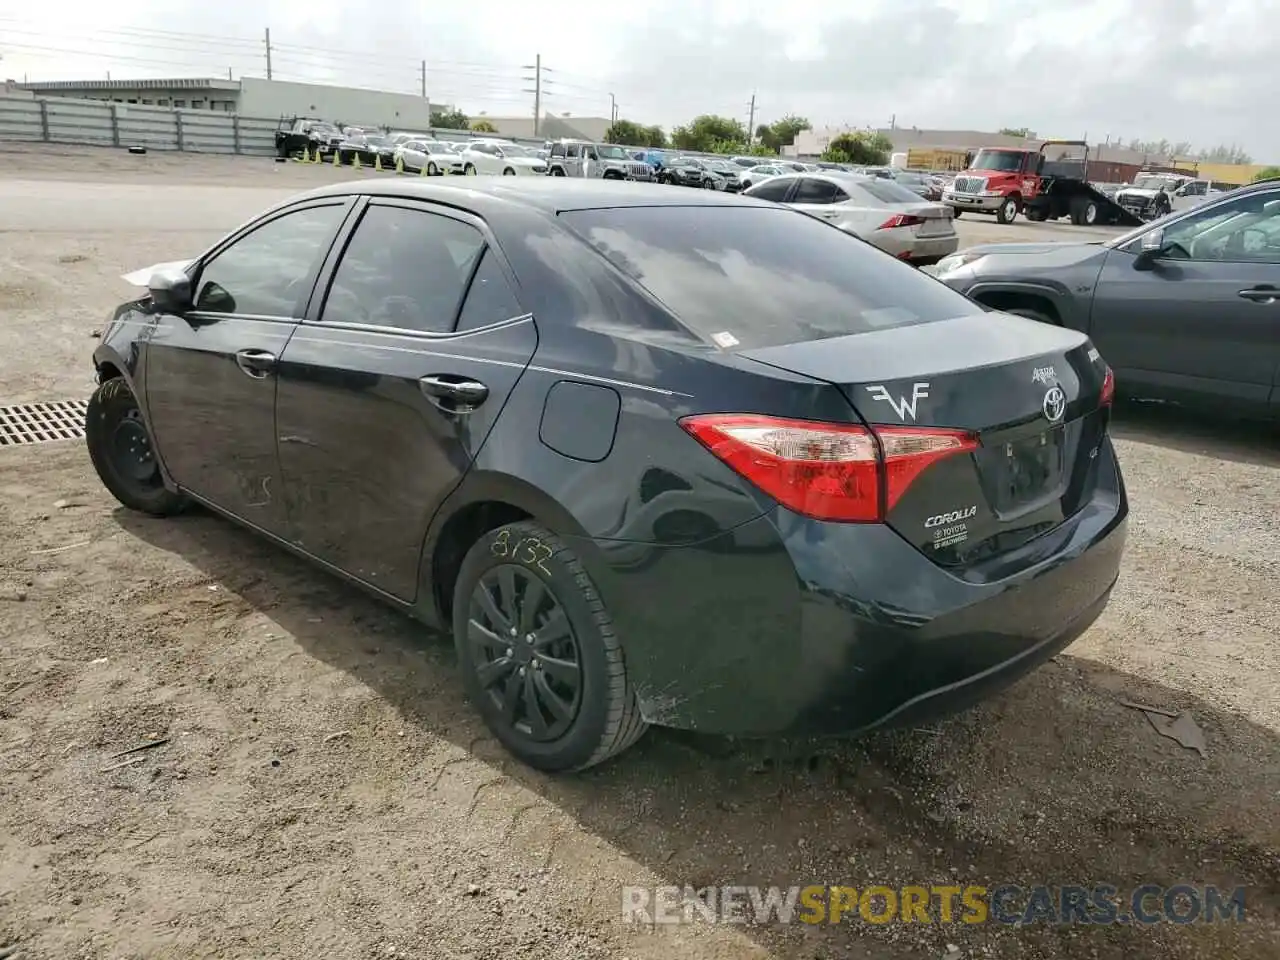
273 198 536 600
1088 187 1280 409
143 199 352 533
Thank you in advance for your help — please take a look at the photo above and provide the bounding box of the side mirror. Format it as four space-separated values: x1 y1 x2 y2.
148 268 192 313
1133 228 1166 270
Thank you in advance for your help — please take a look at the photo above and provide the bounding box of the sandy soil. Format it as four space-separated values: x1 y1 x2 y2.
0 145 1276 960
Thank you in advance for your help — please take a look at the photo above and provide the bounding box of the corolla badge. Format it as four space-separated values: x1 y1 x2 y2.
1042 386 1066 423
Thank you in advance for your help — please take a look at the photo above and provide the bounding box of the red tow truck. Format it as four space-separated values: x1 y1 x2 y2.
942 139 1143 228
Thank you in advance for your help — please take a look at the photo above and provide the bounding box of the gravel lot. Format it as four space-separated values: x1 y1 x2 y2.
0 145 1277 960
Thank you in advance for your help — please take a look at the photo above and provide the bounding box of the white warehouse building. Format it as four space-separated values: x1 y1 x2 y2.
19 76 452 130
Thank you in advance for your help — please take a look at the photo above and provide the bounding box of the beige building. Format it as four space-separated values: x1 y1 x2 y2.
475 113 612 142
789 126 1160 167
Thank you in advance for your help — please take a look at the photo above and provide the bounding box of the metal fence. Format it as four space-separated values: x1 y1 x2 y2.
0 91 563 156
0 92 284 156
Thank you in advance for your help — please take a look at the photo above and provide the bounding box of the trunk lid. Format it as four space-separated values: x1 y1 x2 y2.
738 312 1112 569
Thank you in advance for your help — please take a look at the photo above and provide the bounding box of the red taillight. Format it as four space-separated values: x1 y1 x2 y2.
878 213 927 229
678 414 978 523
1100 366 1115 406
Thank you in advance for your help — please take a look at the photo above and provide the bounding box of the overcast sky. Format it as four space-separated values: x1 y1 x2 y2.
0 0 1275 159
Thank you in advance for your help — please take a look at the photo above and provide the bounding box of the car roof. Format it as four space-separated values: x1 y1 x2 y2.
293 177 778 214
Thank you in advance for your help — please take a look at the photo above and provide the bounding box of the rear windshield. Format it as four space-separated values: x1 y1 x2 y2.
559 206 979 350
854 179 925 204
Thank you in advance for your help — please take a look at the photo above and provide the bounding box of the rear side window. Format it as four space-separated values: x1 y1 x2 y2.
456 249 525 331
559 206 979 350
321 205 483 333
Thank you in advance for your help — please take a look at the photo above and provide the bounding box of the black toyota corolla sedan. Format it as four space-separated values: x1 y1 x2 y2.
88 178 1128 772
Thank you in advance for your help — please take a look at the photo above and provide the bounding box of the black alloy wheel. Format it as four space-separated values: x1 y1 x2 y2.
452 520 648 771
468 564 583 743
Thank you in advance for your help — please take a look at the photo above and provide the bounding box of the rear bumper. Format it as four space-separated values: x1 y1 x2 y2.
579 441 1128 737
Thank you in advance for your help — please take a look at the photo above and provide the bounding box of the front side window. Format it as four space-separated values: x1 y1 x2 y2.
559 206 979 351
321 205 485 333
1157 190 1280 263
193 204 345 316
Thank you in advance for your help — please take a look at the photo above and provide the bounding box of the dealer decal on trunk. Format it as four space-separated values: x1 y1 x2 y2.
925 505 977 549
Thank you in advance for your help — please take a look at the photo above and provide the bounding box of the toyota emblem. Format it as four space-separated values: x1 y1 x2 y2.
1042 386 1066 423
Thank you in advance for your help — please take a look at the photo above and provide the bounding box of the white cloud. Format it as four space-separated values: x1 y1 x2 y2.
0 0 1275 159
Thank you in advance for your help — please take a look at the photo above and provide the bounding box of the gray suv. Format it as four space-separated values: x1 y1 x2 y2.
932 178 1280 418
546 140 652 180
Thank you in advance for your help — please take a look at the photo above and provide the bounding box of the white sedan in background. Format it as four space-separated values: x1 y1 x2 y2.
738 163 791 190
745 172 959 267
456 141 549 176
393 139 465 175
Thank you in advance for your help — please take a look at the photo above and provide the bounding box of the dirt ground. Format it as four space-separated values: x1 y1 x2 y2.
0 145 1277 960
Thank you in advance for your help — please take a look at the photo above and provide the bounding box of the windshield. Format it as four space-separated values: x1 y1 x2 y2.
559 206 978 351
365 136 390 148
971 149 1028 173
503 145 536 158
1132 174 1178 191
597 145 629 160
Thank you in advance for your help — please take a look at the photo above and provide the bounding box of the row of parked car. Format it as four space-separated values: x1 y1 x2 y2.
276 120 963 267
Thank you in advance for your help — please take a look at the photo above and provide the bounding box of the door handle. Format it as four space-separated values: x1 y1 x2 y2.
419 374 489 411
1238 286 1279 304
235 349 277 378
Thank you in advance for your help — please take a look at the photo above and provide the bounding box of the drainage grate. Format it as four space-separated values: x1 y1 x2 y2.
0 400 90 446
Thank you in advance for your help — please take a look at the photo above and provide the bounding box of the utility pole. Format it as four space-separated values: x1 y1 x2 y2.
420 60 426 98
264 28 273 80
609 93 617 127
746 92 756 146
521 54 547 138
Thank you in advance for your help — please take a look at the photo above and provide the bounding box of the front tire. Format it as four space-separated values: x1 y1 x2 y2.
464 163 477 176
86 377 187 517
452 520 647 772
996 196 1019 224
503 167 516 176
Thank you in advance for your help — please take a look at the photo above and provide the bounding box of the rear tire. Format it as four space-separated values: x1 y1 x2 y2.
503 167 516 176
452 520 648 772
427 161 439 176
86 377 187 517
1024 205 1048 222
951 208 962 219
464 163 477 176
996 196 1019 224
1071 197 1099 226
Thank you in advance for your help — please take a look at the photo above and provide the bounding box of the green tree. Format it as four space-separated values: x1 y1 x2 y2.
998 127 1034 138
640 125 668 148
604 120 647 145
756 115 811 152
430 108 470 130
671 115 748 152
820 131 892 165
1252 166 1280 182
470 119 498 133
